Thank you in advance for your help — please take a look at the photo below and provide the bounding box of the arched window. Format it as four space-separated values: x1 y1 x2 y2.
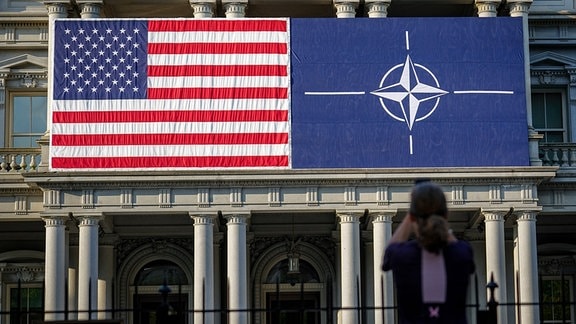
134 260 188 286
265 259 320 284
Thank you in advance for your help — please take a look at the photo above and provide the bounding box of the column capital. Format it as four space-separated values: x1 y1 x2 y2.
334 1 359 18
76 1 103 18
508 0 532 17
366 1 390 18
41 215 68 226
190 213 216 225
223 212 250 224
481 209 510 222
43 1 70 17
223 0 248 18
189 1 215 18
475 0 500 17
337 210 364 223
75 212 103 226
514 210 539 222
368 209 396 223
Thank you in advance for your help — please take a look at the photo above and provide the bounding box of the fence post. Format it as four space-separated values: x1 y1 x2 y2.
487 273 499 324
157 278 172 323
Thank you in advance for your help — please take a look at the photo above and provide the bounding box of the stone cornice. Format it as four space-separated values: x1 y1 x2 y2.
22 167 557 190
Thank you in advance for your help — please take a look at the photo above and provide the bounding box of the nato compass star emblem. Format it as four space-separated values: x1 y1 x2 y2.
305 31 514 155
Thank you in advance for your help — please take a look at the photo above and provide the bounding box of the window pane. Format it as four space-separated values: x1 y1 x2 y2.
532 93 545 129
28 288 43 308
12 96 31 133
546 132 564 143
546 93 563 128
13 137 32 148
31 97 47 133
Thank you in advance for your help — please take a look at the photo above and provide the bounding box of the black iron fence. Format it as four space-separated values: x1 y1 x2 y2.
1 275 569 324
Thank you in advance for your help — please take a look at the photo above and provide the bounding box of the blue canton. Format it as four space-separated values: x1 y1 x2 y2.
54 20 148 100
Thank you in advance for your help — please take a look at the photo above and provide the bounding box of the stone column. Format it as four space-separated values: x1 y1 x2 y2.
76 0 103 18
68 233 79 320
42 215 68 321
225 213 250 324
509 0 541 166
190 0 215 18
191 213 216 324
371 211 395 324
483 210 508 324
338 211 363 324
43 1 69 136
515 211 540 324
77 214 102 320
334 1 358 18
475 0 500 17
98 235 116 320
223 0 247 18
366 1 390 17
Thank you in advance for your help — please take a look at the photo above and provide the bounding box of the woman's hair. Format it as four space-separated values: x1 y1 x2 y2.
409 182 450 254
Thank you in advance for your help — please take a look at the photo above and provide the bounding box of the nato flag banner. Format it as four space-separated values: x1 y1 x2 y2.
290 17 529 168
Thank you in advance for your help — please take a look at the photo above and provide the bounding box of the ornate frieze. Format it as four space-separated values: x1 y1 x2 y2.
82 189 94 209
376 186 389 206
159 188 172 208
15 195 27 215
230 187 243 207
306 187 319 206
268 187 281 207
452 185 464 205
120 188 133 208
198 188 210 208
344 187 357 206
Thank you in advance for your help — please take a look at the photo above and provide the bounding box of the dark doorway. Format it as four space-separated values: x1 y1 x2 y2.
267 291 320 324
133 293 187 324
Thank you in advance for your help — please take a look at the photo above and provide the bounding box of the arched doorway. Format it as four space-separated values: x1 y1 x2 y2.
133 260 188 324
252 240 336 324
264 259 322 324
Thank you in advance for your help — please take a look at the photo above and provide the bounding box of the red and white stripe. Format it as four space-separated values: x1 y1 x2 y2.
50 19 290 171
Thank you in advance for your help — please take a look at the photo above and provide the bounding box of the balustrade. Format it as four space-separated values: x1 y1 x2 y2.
0 148 41 172
539 143 576 167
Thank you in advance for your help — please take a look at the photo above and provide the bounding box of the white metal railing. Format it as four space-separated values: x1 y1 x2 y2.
0 148 41 172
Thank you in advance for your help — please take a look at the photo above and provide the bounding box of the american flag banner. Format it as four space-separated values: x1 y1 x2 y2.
51 19 290 171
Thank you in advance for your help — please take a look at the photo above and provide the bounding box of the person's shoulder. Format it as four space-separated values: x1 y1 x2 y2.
387 240 420 251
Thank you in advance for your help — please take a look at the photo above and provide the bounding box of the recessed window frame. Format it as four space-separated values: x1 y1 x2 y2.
6 90 47 148
531 89 568 143
541 275 575 324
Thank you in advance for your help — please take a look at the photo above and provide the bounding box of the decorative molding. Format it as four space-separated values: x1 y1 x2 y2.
376 186 389 206
539 256 576 275
451 185 464 205
21 73 37 88
82 189 94 209
534 70 559 85
344 186 357 206
198 188 209 208
268 187 281 207
230 187 243 207
366 1 390 17
489 185 502 204
224 3 247 17
116 237 195 268
15 195 27 215
306 187 319 206
553 189 564 206
159 188 171 208
521 184 536 203
44 189 61 208
120 188 133 208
